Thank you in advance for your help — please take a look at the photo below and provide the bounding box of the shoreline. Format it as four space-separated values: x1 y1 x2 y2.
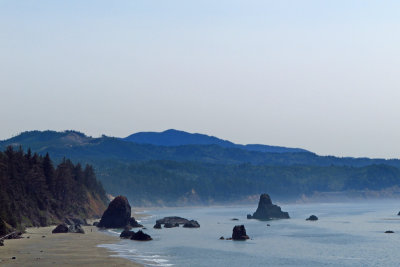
0 225 143 267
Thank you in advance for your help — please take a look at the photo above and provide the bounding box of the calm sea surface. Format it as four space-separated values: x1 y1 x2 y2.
99 200 400 266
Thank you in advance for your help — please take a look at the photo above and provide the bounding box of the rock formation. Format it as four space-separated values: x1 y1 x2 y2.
183 220 200 228
52 223 69 234
164 222 179 228
153 223 162 229
156 216 190 225
68 224 85 234
120 228 135 239
97 196 131 228
128 217 143 228
131 230 152 241
247 194 289 220
232 225 249 240
306 215 318 221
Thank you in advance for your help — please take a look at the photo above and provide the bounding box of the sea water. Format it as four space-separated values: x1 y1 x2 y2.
98 200 400 266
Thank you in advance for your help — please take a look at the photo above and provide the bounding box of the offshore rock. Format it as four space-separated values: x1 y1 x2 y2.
247 194 290 220
164 223 179 228
120 228 135 239
183 220 200 228
306 215 318 221
156 216 190 225
153 223 162 229
232 225 249 240
131 230 152 241
128 217 143 228
98 196 131 228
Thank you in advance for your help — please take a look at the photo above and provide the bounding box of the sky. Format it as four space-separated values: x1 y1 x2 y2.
1 0 400 158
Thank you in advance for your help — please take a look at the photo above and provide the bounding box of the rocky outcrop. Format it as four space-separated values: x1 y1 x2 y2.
97 196 131 228
183 220 200 228
247 194 289 220
232 225 249 240
156 217 190 225
164 223 179 228
128 217 143 228
385 230 394 233
155 216 200 229
65 217 89 226
306 215 318 221
52 223 69 234
120 228 135 239
68 224 85 234
131 230 152 241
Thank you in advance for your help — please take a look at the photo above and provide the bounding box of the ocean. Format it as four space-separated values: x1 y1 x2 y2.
98 200 400 266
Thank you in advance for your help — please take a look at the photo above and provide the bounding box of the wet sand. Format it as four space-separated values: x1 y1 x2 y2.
0 225 142 267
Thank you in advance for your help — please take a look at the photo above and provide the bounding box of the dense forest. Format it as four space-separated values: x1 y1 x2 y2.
0 146 107 236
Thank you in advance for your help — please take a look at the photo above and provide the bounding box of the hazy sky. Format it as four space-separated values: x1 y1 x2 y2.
1 0 400 158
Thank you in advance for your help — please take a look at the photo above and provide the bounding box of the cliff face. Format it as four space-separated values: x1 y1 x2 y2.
0 147 108 235
248 194 290 220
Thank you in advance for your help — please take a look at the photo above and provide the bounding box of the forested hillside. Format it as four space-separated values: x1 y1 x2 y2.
2 130 400 207
0 146 107 236
99 160 400 206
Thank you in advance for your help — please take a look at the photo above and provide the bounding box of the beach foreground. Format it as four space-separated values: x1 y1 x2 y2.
0 225 142 267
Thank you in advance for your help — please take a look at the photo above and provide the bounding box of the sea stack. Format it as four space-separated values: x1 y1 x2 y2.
247 194 289 220
97 196 132 228
232 225 249 240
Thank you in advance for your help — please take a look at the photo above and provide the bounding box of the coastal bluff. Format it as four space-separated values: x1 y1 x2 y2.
247 194 290 220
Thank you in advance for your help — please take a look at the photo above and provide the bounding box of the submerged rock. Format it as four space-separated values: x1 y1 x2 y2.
52 223 69 234
247 194 290 220
306 215 318 221
183 220 200 228
97 196 131 228
131 230 152 241
232 225 249 240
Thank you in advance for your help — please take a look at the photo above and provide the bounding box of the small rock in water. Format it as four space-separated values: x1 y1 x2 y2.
267 224 270 227
12 257 16 259
42 236 46 238
231 218 239 221
219 236 225 240
131 230 152 241
385 230 394 234
183 220 200 228
397 211 400 216
153 223 162 229
306 215 318 221
232 225 250 241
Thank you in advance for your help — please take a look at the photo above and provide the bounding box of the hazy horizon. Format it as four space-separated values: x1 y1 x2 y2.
1 0 400 158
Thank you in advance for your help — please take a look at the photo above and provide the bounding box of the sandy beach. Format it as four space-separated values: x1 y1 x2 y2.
0 225 142 267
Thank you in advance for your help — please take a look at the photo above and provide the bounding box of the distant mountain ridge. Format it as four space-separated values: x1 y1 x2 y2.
123 129 309 154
